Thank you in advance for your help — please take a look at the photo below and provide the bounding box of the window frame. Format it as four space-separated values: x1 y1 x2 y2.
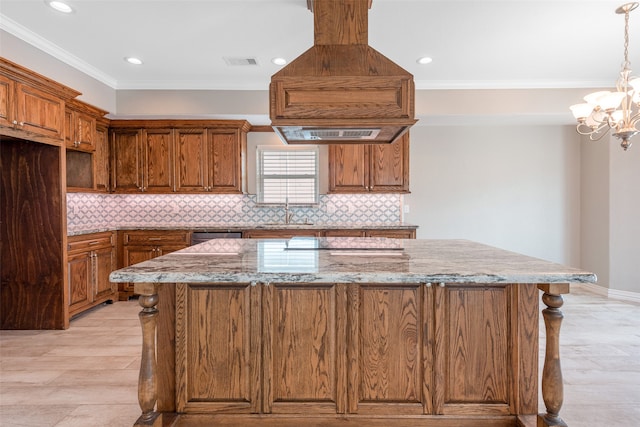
256 145 320 206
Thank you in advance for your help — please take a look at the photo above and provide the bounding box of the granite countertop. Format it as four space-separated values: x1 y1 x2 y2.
68 222 418 236
109 238 597 285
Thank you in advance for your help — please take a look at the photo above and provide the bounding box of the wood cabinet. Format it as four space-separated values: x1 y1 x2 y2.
110 120 249 194
243 229 322 239
94 118 110 192
324 228 416 239
67 232 117 317
110 128 174 193
329 132 409 193
119 230 190 300
0 58 80 145
175 127 246 193
167 281 536 423
65 100 108 192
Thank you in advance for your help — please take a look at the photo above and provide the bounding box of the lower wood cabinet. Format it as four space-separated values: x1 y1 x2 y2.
67 231 117 317
324 228 416 239
168 281 536 420
119 230 190 300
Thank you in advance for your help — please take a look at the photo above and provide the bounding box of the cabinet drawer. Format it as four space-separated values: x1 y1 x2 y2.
67 231 114 253
123 230 190 245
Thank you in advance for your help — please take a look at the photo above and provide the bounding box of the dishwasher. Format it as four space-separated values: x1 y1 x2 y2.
190 231 242 246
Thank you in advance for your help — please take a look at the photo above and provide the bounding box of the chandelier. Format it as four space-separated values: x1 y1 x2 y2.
570 2 639 151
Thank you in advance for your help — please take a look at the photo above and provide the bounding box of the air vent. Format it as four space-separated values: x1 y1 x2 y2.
293 128 381 141
223 57 258 66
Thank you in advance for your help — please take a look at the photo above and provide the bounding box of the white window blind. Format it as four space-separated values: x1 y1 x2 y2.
257 146 319 205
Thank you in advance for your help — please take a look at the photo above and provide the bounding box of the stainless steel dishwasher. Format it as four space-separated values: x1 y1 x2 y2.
190 231 242 246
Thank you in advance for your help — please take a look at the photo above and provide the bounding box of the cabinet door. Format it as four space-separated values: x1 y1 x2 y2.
175 128 208 192
143 128 174 192
175 283 261 414
365 229 416 239
432 284 516 416
93 246 115 300
369 133 409 192
328 144 369 193
263 283 347 414
68 251 92 315
208 129 243 193
15 82 65 140
347 284 430 415
111 129 144 192
243 229 322 239
324 229 366 237
0 74 13 127
94 125 109 192
66 109 95 151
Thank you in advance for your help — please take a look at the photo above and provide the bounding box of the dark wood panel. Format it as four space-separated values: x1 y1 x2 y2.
445 286 510 406
144 128 174 192
209 130 240 192
1 138 66 329
175 129 207 192
352 284 425 415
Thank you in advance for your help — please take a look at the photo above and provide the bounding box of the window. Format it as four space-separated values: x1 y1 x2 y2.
257 146 319 205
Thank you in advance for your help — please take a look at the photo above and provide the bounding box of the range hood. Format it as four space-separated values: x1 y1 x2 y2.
269 0 417 144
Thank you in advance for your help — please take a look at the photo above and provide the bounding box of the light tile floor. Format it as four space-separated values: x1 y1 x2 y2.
1 286 639 427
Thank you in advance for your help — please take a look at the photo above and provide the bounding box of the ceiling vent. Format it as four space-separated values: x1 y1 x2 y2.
224 57 258 66
269 0 416 144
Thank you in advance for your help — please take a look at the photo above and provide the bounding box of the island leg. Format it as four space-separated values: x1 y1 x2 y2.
537 283 570 427
135 284 162 427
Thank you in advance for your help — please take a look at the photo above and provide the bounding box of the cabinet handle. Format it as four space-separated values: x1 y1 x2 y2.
148 238 161 241
19 121 24 126
12 120 17 125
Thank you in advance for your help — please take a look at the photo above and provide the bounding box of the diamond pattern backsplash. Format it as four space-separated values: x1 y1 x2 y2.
67 193 402 232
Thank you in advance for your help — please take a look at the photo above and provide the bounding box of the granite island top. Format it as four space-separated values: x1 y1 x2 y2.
109 238 597 285
68 222 418 236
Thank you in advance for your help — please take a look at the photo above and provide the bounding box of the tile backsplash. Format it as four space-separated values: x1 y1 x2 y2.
67 193 403 233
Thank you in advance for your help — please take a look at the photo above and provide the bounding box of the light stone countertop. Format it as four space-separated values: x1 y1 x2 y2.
68 222 418 236
109 238 597 285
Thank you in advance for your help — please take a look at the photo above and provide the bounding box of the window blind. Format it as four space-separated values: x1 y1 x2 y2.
257 146 319 204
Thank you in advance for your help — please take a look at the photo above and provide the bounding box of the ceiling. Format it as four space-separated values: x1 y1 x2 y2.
1 0 637 91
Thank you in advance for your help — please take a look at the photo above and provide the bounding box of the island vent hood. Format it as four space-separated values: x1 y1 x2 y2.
269 0 417 144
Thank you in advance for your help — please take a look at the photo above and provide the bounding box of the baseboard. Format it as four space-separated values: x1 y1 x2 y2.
574 283 640 303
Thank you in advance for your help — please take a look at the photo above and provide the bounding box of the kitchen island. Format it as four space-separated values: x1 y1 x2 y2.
109 238 596 427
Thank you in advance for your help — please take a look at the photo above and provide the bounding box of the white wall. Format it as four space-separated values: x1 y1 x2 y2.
609 137 640 293
0 30 116 112
404 125 582 266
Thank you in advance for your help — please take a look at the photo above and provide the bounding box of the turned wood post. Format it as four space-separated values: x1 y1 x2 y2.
538 283 570 427
135 284 162 427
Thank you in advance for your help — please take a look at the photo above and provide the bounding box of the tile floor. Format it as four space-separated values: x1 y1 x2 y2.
1 286 639 427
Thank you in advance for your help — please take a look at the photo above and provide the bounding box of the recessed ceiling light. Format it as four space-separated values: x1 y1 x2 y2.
417 57 433 65
125 57 143 65
47 1 73 13
271 57 287 66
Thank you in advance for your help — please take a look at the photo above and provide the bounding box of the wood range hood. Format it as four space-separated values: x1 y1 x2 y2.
269 0 417 144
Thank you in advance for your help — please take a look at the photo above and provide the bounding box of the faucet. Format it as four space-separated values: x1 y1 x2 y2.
284 202 294 224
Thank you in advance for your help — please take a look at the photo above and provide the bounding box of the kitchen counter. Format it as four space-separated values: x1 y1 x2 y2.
110 238 595 427
68 222 418 236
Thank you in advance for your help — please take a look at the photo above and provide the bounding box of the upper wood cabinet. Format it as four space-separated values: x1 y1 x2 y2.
65 100 108 192
0 58 80 145
94 118 110 192
110 120 249 194
110 127 175 193
328 132 409 193
64 99 107 152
